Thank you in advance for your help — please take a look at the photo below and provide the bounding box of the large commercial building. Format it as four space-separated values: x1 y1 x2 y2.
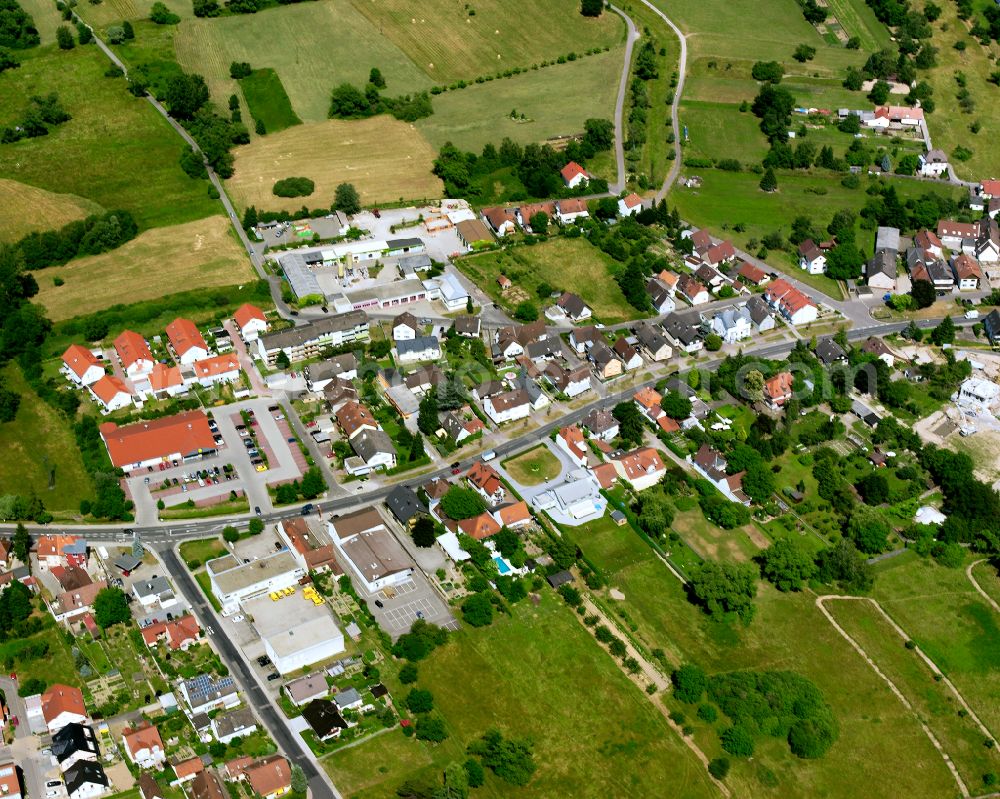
99 411 216 472
256 312 369 367
206 551 303 614
243 593 345 675
327 509 413 593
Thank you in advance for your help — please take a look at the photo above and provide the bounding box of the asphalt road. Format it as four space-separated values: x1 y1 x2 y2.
159 548 341 799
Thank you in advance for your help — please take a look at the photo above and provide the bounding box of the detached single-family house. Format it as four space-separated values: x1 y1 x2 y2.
555 198 589 224
764 371 794 409
914 229 944 259
937 220 980 254
612 338 643 371
483 388 531 425
798 240 827 274
0 763 22 799
919 149 949 177
709 307 752 344
581 408 618 441
555 292 591 321
736 261 769 287
122 721 166 769
166 318 209 365
392 312 419 341
677 274 710 306
302 699 350 741
860 336 900 368
663 313 703 353
952 253 984 290
815 338 847 366
569 325 603 354
466 462 506 505
453 315 481 338
90 375 132 413
975 219 1000 263
556 426 589 468
516 201 556 232
618 193 643 217
482 207 517 237
866 250 897 291
53 723 100 772
561 161 590 189
458 513 502 541
542 362 591 398
242 757 292 799
611 447 665 491
588 341 623 381
646 278 676 314
633 322 672 361
114 330 154 379
64 761 109 799
493 501 532 529
764 279 818 326
212 708 258 746
703 240 737 268
148 363 186 398
193 354 240 388
62 345 104 387
234 303 268 341
41 684 88 734
349 429 396 473
395 336 441 364
746 296 775 332
984 309 1000 346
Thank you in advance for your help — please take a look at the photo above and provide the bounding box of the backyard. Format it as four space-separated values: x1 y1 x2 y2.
502 445 562 486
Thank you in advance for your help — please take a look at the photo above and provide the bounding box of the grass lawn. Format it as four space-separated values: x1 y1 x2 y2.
226 116 443 212
823 0 894 51
174 0 435 123
501 445 562 486
871 552 1000 735
824 597 999 792
457 237 635 324
0 616 81 688
33 216 254 322
0 364 92 514
671 507 764 562
0 45 219 231
179 537 226 567
578 517 957 797
971 559 1000 610
324 595 718 798
72 0 194 28
0 178 103 244
415 48 622 152
194 571 222 612
239 68 302 134
16 0 66 44
160 498 250 520
347 0 624 85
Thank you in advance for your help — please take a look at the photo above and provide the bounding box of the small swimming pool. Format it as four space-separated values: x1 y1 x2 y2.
493 556 511 575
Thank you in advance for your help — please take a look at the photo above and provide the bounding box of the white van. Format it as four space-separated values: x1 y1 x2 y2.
482 450 497 462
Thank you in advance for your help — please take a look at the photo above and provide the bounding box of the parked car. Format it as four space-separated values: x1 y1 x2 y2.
374 599 384 608
301 503 314 515
267 672 280 681
255 506 262 516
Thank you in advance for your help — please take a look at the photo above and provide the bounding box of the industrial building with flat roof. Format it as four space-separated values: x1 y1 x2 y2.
207 550 303 614
328 509 414 593
243 592 345 675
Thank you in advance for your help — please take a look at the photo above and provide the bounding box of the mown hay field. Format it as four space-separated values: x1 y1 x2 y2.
0 179 103 243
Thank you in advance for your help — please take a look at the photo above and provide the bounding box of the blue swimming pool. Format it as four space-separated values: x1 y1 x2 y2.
493 556 511 575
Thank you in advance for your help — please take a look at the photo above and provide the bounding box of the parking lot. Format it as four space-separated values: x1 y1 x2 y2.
352 572 458 638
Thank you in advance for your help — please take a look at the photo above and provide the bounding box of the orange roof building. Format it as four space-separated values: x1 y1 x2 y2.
122 721 166 768
114 330 154 376
172 756 205 783
99 410 216 472
234 303 268 340
244 756 292 799
764 371 794 407
335 401 378 439
193 354 240 386
612 447 665 490
41 684 87 733
62 345 104 386
149 362 185 395
458 512 502 541
90 374 132 411
141 614 202 651
466 462 505 503
165 318 208 364
493 500 532 529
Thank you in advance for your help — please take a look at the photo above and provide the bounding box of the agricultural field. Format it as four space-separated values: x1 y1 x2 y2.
0 46 219 231
322 595 719 799
0 365 92 514
239 68 302 134
501 446 562 486
174 0 435 122
0 179 102 243
72 0 194 28
576 513 961 798
823 597 999 793
225 117 443 212
17 0 65 44
347 0 624 84
33 216 254 321
415 49 623 152
457 237 635 324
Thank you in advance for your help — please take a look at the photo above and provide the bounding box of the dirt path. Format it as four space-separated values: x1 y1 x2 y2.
609 6 640 195
967 559 1000 615
816 594 998 799
578 596 731 797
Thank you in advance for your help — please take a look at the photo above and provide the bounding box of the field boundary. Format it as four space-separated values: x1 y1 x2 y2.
816 594 998 799
967 559 1000 615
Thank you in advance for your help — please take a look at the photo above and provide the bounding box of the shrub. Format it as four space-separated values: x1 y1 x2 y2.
708 757 730 779
720 725 755 757
273 177 315 197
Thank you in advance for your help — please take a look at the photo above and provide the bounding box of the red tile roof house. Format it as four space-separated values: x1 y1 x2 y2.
492 500 532 529
0 761 22 799
764 371 794 409
466 462 506 504
100 410 217 473
62 345 105 387
233 303 268 341
122 721 166 769
141 614 202 651
458 512 502 541
53 580 107 625
611 447 665 491
243 756 292 799
192 354 240 388
633 386 663 422
165 318 209 365
114 330 155 379
41 684 88 734
980 179 1000 199
89 374 133 413
147 363 186 399
951 253 984 291
516 201 557 232
556 425 589 468
36 535 87 570
170 757 204 786
913 229 944 258
737 261 769 286
937 219 980 254
561 161 590 189
703 240 737 268
555 198 589 224
618 193 643 217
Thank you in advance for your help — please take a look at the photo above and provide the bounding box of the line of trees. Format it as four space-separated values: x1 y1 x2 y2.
329 69 433 123
192 0 315 16
13 210 139 270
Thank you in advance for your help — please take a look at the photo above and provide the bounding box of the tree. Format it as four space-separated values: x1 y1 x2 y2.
334 182 361 214
412 516 436 548
230 61 253 79
406 688 434 713
223 525 239 543
721 726 755 757
583 117 614 151
759 167 778 193
741 462 775 503
122 20 134 38
418 391 439 436
440 487 486 520
468 729 536 787
0 47 20 73
513 301 538 322
580 0 603 16
465 296 473 314
743 369 765 403
165 73 210 120
275 351 291 369
299 467 325 499
931 316 955 346
868 80 890 104
328 83 371 118
464 759 485 788
150 1 181 23
415 715 448 742
94 587 131 628
688 561 757 623
399 663 419 684
290 765 307 794
788 717 838 759
248 517 264 535
672 663 707 703
847 505 891 554
273 177 315 197
368 67 386 88
0 388 19 422
708 758 731 779
817 539 873 592
824 240 864 280
56 25 75 50
255 118 265 135
704 333 723 352
757 538 816 591
793 43 816 62
856 472 889 505
910 279 935 309
461 593 493 627
751 61 784 83
661 391 692 420
529 212 548 234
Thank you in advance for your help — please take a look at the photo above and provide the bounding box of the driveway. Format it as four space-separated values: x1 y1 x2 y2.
224 319 270 397
493 439 575 502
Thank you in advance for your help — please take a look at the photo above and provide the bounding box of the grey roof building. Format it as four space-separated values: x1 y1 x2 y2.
875 226 900 253
385 486 425 526
815 338 847 365
352 429 396 463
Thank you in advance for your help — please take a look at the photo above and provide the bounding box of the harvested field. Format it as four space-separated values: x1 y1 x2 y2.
33 216 254 321
0 179 103 243
226 117 443 211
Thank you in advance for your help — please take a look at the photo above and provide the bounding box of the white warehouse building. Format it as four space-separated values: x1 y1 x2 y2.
206 551 304 614
242 593 345 675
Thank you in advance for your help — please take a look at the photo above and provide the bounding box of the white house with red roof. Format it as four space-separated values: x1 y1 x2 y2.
555 198 589 224
166 318 209 365
611 447 665 491
89 375 132 413
763 279 818 326
114 330 154 379
193 354 241 388
618 193 643 217
41 684 88 733
764 371 794 409
561 161 590 189
492 500 532 529
555 426 589 468
147 363 187 398
122 721 166 769
466 462 506 504
233 303 268 341
62 345 105 387
0 762 21 799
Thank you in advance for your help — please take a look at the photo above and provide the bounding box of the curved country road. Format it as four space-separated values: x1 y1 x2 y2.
610 6 640 194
